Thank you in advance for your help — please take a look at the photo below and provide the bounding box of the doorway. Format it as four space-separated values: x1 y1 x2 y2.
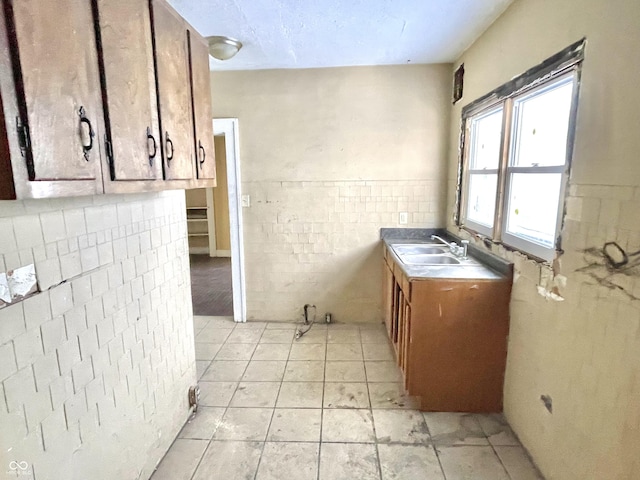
187 118 246 322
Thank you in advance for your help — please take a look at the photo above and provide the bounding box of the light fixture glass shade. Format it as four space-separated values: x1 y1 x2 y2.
207 36 242 61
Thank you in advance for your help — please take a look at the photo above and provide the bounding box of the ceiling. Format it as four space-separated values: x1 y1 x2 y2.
168 0 513 71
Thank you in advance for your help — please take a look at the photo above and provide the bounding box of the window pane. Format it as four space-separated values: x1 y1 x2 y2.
505 173 563 248
469 108 503 170
511 77 574 167
466 173 498 228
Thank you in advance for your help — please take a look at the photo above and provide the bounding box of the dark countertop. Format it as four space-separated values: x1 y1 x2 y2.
381 228 512 281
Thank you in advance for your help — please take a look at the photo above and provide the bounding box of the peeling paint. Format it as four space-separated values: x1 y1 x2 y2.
7 264 37 301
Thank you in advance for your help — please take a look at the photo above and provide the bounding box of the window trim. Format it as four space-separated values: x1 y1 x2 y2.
455 39 585 262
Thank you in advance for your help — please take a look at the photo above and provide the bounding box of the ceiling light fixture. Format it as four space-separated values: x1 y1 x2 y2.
207 36 243 61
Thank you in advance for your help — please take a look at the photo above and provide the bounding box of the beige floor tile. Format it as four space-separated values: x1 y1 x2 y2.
267 408 322 442
191 441 262 480
325 361 366 382
283 361 325 382
475 414 520 446
194 343 223 360
362 343 394 361
201 317 236 328
193 316 211 330
198 382 238 407
265 322 298 329
358 323 386 331
364 361 403 382
326 343 363 361
252 343 291 361
368 383 420 409
360 330 390 344
200 360 248 382
196 360 211 379
322 409 375 443
260 329 295 344
178 407 226 439
234 321 267 330
323 382 370 408
230 382 281 407
373 410 430 444
319 443 380 480
289 343 326 361
242 360 287 381
437 446 509 480
424 412 488 446
327 324 359 331
327 329 360 343
151 438 208 480
214 342 257 360
378 444 445 480
256 442 319 480
213 407 273 441
295 329 328 344
494 446 544 480
196 327 233 343
226 328 264 343
277 382 324 408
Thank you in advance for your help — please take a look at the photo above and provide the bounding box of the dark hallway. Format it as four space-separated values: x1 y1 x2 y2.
189 255 233 316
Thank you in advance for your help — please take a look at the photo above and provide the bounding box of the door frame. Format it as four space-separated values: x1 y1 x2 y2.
213 118 246 323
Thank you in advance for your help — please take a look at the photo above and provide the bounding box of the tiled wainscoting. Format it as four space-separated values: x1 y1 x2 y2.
152 317 543 480
0 191 195 480
242 179 445 322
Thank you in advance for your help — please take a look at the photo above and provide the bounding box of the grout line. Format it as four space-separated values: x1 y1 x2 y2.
251 326 293 480
316 325 328 480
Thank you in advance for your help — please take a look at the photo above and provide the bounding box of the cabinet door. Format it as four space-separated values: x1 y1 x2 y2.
383 261 394 338
95 0 162 181
151 0 194 180
6 0 104 188
188 30 216 181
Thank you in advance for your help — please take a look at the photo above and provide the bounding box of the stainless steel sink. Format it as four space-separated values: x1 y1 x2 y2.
400 254 461 266
391 244 448 256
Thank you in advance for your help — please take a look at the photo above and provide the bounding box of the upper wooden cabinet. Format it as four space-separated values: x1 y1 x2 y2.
188 30 216 182
0 0 216 200
94 0 163 185
151 0 195 182
1 0 106 198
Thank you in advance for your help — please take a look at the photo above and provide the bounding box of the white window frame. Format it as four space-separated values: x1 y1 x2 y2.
463 105 504 237
456 40 584 262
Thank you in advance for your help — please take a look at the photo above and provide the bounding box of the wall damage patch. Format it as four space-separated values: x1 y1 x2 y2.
576 242 640 302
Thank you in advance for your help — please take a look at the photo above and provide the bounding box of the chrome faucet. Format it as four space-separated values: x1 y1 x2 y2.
431 235 469 259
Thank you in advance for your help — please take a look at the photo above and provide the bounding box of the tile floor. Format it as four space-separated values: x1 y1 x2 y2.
151 317 544 480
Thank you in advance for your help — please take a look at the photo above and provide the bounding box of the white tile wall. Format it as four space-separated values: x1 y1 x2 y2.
242 179 445 322
0 191 195 480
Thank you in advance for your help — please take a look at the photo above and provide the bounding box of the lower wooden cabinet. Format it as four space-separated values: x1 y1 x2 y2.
383 244 512 412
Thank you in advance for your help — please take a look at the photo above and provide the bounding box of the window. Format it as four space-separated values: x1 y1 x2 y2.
458 40 584 262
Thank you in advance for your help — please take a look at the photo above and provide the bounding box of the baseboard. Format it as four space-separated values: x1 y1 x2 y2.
215 250 231 257
189 247 209 255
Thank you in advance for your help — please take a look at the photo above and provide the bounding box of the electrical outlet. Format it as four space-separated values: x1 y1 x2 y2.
399 212 408 225
242 194 251 207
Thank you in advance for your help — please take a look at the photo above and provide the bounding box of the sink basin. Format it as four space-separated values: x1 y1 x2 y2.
392 244 448 256
400 255 461 266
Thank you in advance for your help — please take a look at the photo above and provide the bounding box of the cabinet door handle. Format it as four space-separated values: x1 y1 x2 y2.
147 127 157 166
78 106 94 161
198 140 206 167
165 132 174 162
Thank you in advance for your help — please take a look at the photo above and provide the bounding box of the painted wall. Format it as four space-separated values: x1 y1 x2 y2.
0 191 195 480
211 65 451 321
447 0 640 479
213 136 231 252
